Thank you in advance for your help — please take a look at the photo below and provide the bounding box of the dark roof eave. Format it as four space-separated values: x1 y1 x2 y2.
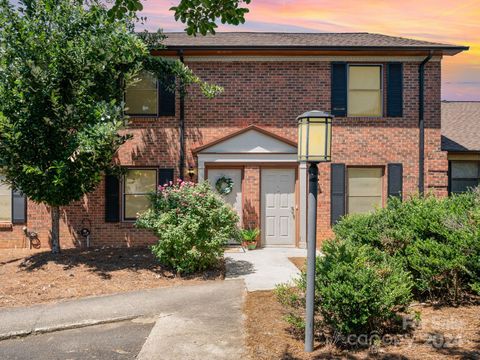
442 148 480 153
160 45 469 55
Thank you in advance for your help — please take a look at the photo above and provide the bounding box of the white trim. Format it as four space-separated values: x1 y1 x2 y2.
179 55 442 62
199 153 297 163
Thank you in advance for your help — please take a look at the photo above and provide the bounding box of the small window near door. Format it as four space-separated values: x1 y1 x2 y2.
347 167 383 214
123 169 157 220
0 175 12 222
450 161 480 194
348 65 382 117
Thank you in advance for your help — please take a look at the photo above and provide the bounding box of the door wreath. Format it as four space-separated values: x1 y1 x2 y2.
215 176 234 195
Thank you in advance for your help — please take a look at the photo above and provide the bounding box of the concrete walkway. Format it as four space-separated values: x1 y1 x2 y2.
0 280 246 359
225 247 306 291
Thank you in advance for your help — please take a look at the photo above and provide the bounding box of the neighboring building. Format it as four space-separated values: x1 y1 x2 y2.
0 32 468 249
441 101 480 194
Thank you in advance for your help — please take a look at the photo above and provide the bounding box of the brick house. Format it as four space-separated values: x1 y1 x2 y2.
441 101 480 194
0 32 468 249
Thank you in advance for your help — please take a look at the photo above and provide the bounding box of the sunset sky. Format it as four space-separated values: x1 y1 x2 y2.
137 0 480 101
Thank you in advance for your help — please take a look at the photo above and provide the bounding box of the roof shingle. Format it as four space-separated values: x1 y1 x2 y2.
162 32 467 54
442 101 480 152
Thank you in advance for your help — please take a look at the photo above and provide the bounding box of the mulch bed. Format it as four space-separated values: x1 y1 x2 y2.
244 291 480 360
244 256 480 359
0 247 224 308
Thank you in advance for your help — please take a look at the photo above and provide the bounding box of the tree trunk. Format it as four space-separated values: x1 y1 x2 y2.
51 206 60 254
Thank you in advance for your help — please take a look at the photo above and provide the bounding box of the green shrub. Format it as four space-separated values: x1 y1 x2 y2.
333 190 480 302
136 180 240 274
276 240 413 336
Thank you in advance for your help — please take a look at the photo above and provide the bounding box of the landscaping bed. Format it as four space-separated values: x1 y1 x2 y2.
244 290 480 360
0 247 224 308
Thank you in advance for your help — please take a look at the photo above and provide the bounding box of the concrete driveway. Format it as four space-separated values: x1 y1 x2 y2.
225 247 306 291
0 280 245 360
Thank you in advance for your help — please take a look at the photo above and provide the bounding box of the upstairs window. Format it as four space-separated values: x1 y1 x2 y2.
450 161 480 194
125 71 158 116
123 169 157 220
347 167 383 214
348 65 382 117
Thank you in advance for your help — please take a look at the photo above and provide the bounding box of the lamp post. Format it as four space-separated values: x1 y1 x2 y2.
297 110 333 353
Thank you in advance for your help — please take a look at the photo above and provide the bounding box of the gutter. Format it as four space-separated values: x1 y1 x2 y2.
418 51 433 194
178 49 185 180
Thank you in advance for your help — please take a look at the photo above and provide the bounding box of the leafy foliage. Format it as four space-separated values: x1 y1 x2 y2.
109 0 251 36
170 0 251 35
0 0 227 251
0 0 146 206
240 227 259 243
333 190 480 302
276 240 413 336
136 180 240 274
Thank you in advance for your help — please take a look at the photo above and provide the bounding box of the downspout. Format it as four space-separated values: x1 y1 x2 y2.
178 49 185 180
418 51 433 195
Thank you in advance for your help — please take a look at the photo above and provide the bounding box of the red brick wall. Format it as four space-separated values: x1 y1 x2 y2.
0 59 446 249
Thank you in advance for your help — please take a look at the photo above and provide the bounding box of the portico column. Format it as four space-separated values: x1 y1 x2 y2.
197 159 205 182
299 162 308 248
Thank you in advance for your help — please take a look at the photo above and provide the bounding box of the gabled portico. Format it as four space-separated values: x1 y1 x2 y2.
194 125 307 248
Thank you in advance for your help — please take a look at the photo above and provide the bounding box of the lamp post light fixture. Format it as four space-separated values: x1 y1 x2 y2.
297 110 333 353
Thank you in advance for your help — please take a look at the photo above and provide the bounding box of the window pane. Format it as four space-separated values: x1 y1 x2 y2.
125 72 157 115
349 66 381 90
348 196 382 214
125 170 156 194
124 194 151 219
348 65 382 117
348 90 382 117
348 168 382 196
451 161 479 179
348 167 383 214
451 179 479 194
0 176 11 222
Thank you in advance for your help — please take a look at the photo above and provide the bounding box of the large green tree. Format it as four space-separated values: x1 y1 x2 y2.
0 0 249 253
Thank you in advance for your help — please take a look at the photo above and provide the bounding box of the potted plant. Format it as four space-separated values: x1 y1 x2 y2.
240 227 260 250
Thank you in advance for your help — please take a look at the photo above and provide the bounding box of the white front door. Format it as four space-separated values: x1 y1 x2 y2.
207 169 243 226
261 169 295 246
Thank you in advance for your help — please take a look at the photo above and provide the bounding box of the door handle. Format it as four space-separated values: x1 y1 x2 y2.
291 206 295 218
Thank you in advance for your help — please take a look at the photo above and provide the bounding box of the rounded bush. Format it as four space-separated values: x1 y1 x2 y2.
136 180 240 274
277 240 413 336
333 191 480 302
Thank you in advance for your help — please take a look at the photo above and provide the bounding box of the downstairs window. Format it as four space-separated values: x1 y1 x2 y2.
347 167 383 214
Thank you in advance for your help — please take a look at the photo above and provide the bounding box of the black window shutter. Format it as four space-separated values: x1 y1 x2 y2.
387 163 403 199
12 189 26 224
159 76 176 117
387 63 403 117
331 163 346 225
331 62 347 117
158 169 174 187
105 175 120 222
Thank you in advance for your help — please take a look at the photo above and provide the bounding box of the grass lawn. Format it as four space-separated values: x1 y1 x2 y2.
244 257 480 360
0 247 224 308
